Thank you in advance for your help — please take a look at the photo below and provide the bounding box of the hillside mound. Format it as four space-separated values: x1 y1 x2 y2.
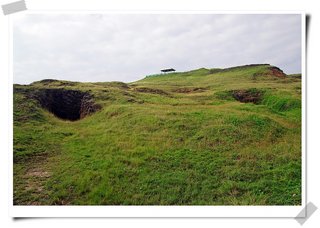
13 64 302 206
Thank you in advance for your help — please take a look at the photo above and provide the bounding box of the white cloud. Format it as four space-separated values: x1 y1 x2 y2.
13 14 302 84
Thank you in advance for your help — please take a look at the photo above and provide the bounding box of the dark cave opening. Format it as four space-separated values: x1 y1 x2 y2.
33 89 101 121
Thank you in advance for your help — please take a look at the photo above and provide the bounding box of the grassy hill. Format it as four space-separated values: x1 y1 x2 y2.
13 64 302 205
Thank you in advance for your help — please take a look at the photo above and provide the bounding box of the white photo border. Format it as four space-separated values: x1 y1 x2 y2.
9 10 306 218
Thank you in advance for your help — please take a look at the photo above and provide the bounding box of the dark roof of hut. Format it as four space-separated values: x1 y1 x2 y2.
161 68 176 73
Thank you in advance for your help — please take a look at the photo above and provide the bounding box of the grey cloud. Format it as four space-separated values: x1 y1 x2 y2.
13 14 302 84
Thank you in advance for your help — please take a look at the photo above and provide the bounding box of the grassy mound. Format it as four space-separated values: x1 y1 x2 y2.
13 64 301 205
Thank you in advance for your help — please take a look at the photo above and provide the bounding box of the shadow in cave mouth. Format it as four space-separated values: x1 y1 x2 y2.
33 89 101 121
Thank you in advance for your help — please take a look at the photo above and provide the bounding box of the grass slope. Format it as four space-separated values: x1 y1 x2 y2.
13 64 301 205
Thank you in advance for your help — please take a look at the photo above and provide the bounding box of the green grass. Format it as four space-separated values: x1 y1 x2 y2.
13 64 301 205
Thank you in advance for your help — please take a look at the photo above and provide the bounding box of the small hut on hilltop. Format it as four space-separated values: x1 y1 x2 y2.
161 68 176 73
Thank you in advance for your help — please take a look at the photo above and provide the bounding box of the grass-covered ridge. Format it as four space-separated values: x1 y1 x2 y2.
13 64 301 205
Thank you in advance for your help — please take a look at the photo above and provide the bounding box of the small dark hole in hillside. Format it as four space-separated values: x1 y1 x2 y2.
232 89 264 104
32 89 101 121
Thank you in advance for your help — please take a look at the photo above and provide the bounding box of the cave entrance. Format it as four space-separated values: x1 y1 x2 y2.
33 89 101 121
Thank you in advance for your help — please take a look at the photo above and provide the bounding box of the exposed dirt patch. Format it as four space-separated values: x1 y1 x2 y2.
23 168 51 195
134 87 169 96
31 89 101 121
253 66 287 79
173 87 206 93
232 89 264 104
80 93 102 119
26 169 50 178
268 67 286 78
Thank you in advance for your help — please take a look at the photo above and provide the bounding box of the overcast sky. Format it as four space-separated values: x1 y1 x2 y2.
13 14 302 84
